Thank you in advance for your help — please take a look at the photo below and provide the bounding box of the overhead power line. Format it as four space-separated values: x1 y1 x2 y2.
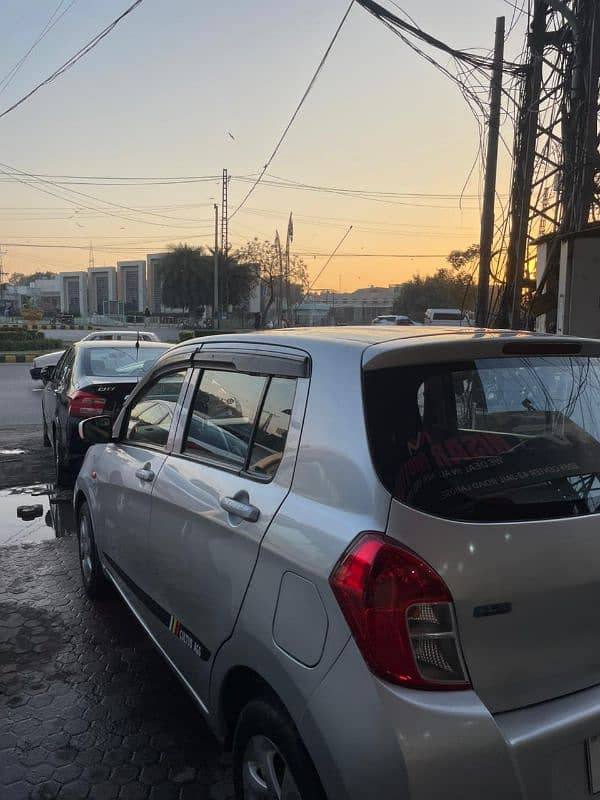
229 0 356 220
296 226 354 309
354 0 524 73
0 0 145 122
0 0 79 98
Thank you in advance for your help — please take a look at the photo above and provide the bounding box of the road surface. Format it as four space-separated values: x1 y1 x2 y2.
0 363 43 426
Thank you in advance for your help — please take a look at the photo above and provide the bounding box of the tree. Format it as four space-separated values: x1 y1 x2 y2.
233 238 309 322
220 257 259 308
159 244 212 312
393 245 479 320
10 270 56 285
159 243 258 315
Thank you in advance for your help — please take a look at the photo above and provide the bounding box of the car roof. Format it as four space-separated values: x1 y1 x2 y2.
170 325 568 353
84 330 155 337
74 340 169 349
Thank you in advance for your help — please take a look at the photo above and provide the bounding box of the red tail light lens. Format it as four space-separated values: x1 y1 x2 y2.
68 391 106 418
330 533 470 690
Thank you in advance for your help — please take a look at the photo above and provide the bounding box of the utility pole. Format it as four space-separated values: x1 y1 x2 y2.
0 245 6 314
476 16 505 328
504 4 545 328
213 204 219 329
274 231 283 327
285 212 293 321
221 169 229 256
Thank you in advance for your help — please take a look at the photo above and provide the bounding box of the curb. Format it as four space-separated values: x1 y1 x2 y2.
0 353 37 363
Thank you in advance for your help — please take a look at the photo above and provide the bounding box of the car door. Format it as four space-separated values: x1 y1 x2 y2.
95 367 192 594
144 349 309 703
43 347 74 446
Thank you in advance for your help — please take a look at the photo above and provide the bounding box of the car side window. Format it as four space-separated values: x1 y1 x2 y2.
248 377 297 478
125 371 188 449
54 348 74 388
182 369 267 468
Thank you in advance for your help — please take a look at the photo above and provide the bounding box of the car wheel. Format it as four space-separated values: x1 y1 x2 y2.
233 698 325 800
78 501 107 600
53 432 71 486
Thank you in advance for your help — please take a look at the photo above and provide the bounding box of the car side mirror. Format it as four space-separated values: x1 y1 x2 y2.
40 366 55 383
79 415 114 444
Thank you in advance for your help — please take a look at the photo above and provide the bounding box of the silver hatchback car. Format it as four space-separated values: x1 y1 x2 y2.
75 327 600 800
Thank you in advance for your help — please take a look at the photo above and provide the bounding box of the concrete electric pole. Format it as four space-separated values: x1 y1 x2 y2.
214 203 219 329
476 16 505 328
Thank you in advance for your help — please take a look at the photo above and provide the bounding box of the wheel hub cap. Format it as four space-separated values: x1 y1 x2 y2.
79 517 93 584
242 736 301 800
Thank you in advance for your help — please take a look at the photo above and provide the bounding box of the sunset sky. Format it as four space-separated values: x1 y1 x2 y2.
0 0 526 291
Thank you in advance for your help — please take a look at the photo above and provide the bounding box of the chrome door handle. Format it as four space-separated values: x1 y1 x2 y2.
135 467 155 483
220 495 261 523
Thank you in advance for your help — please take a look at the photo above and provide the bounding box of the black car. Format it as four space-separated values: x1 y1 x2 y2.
42 340 170 483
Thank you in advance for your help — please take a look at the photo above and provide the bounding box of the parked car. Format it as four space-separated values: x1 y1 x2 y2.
30 330 161 380
73 326 600 800
371 314 417 326
42 340 170 483
423 307 469 326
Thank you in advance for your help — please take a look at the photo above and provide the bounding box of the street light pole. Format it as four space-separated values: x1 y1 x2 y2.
213 204 219 329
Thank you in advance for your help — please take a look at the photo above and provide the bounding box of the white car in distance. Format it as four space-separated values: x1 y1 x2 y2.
30 330 160 381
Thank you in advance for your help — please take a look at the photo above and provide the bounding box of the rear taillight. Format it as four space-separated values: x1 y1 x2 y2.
329 533 470 690
68 391 106 418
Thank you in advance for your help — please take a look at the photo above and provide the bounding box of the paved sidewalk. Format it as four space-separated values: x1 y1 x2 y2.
0 536 234 800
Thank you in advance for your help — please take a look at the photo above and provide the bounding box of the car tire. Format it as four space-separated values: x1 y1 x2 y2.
233 698 326 800
77 501 107 600
53 432 71 487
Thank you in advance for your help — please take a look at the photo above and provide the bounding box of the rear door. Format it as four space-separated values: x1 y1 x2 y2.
95 368 191 594
43 347 74 445
144 349 309 703
363 345 600 712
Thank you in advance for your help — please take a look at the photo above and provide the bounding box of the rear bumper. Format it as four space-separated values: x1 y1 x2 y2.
496 682 600 800
301 638 600 800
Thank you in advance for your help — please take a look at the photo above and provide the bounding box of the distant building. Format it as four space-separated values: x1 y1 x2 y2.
146 253 168 313
31 277 60 314
87 267 117 315
117 260 146 314
59 272 88 316
310 285 400 325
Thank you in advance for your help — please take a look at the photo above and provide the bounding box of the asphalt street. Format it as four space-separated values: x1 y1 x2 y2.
0 365 44 427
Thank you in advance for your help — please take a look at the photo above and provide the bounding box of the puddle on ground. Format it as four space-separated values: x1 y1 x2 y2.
0 485 74 547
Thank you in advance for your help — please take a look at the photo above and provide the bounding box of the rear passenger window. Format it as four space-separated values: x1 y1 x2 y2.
248 378 296 478
126 371 187 449
183 370 267 468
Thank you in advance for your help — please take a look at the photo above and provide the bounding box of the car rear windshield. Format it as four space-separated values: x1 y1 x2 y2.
433 312 462 320
82 346 166 377
364 356 600 522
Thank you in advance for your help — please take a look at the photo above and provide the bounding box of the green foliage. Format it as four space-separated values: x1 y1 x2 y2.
9 270 56 286
0 329 44 341
0 337 62 352
393 245 479 321
159 244 258 311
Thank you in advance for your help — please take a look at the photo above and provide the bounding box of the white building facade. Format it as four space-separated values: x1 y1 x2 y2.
146 253 167 314
87 267 117 316
117 260 146 314
60 272 88 316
